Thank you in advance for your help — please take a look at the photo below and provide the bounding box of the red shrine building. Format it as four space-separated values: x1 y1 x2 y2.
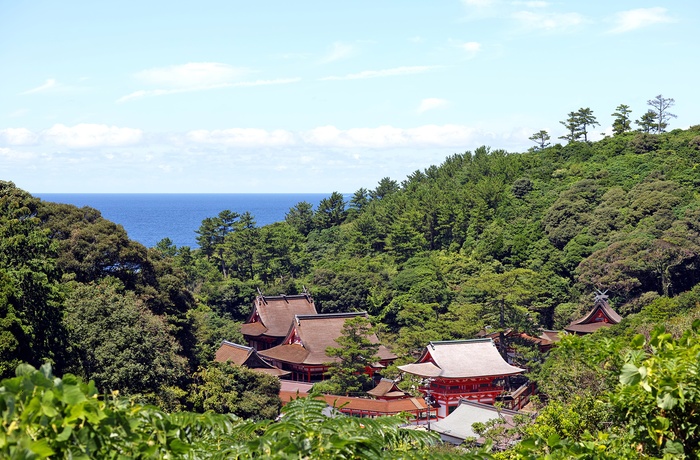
565 291 621 335
259 311 397 382
398 339 525 419
241 293 317 350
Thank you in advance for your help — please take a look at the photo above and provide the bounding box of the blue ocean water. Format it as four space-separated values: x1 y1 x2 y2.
36 194 331 248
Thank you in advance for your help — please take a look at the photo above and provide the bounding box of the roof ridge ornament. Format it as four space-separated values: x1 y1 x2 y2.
594 289 609 303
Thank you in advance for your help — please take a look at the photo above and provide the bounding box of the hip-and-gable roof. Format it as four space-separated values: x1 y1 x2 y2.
398 339 524 379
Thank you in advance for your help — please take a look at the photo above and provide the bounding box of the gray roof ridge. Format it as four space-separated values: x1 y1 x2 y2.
295 311 367 322
429 338 494 347
220 340 253 351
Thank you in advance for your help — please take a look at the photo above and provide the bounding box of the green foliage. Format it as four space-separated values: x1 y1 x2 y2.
62 278 187 396
611 104 633 135
0 363 250 459
321 315 381 396
528 131 550 151
189 361 281 420
1 364 484 459
314 191 347 230
614 323 700 457
285 200 314 236
39 201 151 288
532 333 623 403
0 182 64 378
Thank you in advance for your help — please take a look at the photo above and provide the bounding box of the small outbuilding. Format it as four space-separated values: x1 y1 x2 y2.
431 399 523 446
565 291 621 335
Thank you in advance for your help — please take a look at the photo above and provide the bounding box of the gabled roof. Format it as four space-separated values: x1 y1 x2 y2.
398 339 525 379
241 294 317 339
538 330 562 343
565 292 621 334
279 390 427 415
367 378 410 399
214 340 290 377
431 399 522 444
259 312 397 366
480 328 556 349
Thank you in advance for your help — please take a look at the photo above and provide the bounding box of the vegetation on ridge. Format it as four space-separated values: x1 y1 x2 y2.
2 99 700 457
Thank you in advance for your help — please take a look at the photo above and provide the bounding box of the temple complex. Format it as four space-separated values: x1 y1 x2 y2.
259 311 397 382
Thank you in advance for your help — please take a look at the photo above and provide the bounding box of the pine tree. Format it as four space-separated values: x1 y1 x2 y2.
529 130 551 150
611 104 633 135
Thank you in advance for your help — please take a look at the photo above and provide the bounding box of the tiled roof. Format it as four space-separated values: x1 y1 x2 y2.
565 295 622 333
214 340 290 377
367 378 408 399
538 330 562 342
564 322 613 334
259 343 310 363
279 392 427 414
398 339 525 379
431 399 521 444
243 294 317 339
240 321 268 338
259 312 397 365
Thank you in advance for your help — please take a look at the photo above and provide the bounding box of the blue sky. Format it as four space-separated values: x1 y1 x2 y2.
1 1 698 193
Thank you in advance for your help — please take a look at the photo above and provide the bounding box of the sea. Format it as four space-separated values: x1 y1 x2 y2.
36 194 332 249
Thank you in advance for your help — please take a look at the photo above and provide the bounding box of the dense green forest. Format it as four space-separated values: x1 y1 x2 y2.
2 103 700 457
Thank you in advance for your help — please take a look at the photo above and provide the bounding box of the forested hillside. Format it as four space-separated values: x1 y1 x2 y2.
2 119 700 458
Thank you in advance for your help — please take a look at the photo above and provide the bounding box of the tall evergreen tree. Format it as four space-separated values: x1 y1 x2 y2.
559 111 582 143
635 110 658 133
285 201 314 236
611 104 633 135
575 107 599 142
318 315 380 396
528 130 551 150
313 192 347 230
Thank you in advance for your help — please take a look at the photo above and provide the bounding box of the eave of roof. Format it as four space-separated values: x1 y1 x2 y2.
398 339 524 379
431 399 521 443
565 322 612 333
244 294 318 338
569 301 622 327
262 312 396 365
259 343 311 364
240 321 268 338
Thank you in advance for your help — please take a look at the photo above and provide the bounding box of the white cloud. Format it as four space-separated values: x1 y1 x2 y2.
512 11 585 32
458 41 482 58
0 128 38 145
417 98 449 114
511 1 548 7
186 128 296 147
608 7 674 34
0 147 36 160
21 79 58 95
134 62 247 88
301 124 484 149
43 124 143 148
462 0 496 7
322 42 356 62
56 123 504 151
116 62 300 104
320 65 438 81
